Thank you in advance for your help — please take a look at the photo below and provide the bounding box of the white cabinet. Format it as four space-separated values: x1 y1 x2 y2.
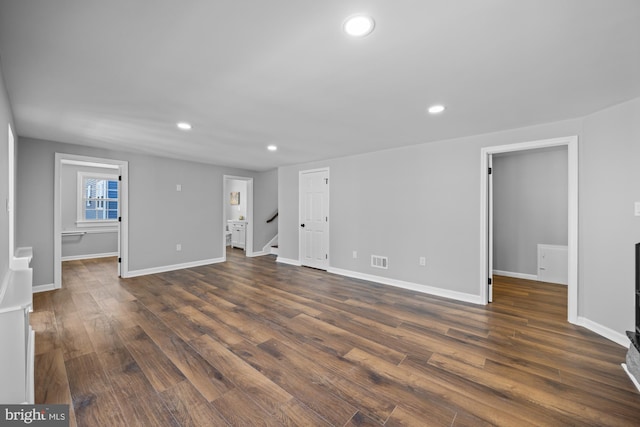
229 221 246 250
0 248 34 404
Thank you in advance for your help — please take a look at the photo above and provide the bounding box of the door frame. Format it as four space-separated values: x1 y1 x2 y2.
479 136 578 324
222 175 254 257
298 167 330 269
54 153 129 289
7 124 16 267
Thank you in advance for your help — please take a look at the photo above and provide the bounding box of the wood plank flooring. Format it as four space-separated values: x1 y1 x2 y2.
32 249 640 426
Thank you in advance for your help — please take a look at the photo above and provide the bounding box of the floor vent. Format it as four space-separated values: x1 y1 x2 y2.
371 255 388 269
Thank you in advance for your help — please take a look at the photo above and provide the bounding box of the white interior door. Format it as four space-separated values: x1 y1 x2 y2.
488 155 494 302
299 168 329 270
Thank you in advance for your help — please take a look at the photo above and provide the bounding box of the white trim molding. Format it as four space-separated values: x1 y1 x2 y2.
124 257 225 278
0 270 10 304
7 124 15 267
276 257 302 267
480 135 578 325
246 251 270 258
61 252 119 262
492 270 538 281
328 267 483 305
622 364 640 393
32 283 56 294
576 317 629 348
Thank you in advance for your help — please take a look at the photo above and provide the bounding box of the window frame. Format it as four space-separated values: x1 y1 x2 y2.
76 171 120 227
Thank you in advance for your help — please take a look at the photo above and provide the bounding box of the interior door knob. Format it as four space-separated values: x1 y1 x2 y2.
300 224 305 228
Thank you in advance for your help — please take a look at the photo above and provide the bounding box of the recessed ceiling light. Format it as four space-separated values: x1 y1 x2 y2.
343 15 375 37
428 105 446 114
177 122 192 130
267 145 278 152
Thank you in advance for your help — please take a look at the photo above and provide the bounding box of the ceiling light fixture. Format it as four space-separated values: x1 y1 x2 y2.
343 15 375 37
267 145 278 152
177 122 192 130
427 105 446 114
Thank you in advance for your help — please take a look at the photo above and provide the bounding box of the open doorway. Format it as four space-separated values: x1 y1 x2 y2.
493 146 568 283
480 136 578 324
222 175 254 258
53 153 129 290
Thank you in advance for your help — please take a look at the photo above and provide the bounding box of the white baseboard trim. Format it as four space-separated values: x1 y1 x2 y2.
276 257 302 267
576 316 629 348
328 267 483 305
0 270 9 302
33 283 57 293
61 252 118 262
622 364 640 392
493 270 538 281
247 251 270 258
124 257 225 278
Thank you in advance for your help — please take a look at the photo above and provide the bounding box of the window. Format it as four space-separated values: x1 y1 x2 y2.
77 172 119 224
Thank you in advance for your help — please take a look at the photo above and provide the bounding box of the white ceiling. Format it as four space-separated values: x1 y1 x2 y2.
0 1 638 171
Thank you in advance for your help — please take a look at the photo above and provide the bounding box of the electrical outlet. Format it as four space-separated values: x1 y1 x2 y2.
353 251 358 259
419 257 426 266
176 243 182 251
176 184 182 192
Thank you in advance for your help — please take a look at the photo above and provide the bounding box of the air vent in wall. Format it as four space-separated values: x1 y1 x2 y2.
371 255 388 269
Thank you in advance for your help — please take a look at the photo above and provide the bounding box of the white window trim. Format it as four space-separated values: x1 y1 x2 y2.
77 171 119 227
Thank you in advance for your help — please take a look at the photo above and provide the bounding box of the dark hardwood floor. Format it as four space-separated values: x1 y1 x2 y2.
32 248 640 426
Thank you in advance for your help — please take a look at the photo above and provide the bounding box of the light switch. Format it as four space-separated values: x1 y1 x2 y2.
635 202 640 217
176 184 182 192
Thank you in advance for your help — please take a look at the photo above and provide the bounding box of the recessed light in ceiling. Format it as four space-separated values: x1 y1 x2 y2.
427 105 446 114
343 15 375 37
177 122 192 130
267 145 278 152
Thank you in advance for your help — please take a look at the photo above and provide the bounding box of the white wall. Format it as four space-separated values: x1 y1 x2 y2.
16 137 277 286
493 147 568 276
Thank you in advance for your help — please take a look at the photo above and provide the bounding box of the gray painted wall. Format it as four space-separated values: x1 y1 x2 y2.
278 97 640 337
16 137 277 286
61 163 118 258
0 60 13 283
61 233 118 259
279 119 582 296
492 147 568 275
580 97 640 336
